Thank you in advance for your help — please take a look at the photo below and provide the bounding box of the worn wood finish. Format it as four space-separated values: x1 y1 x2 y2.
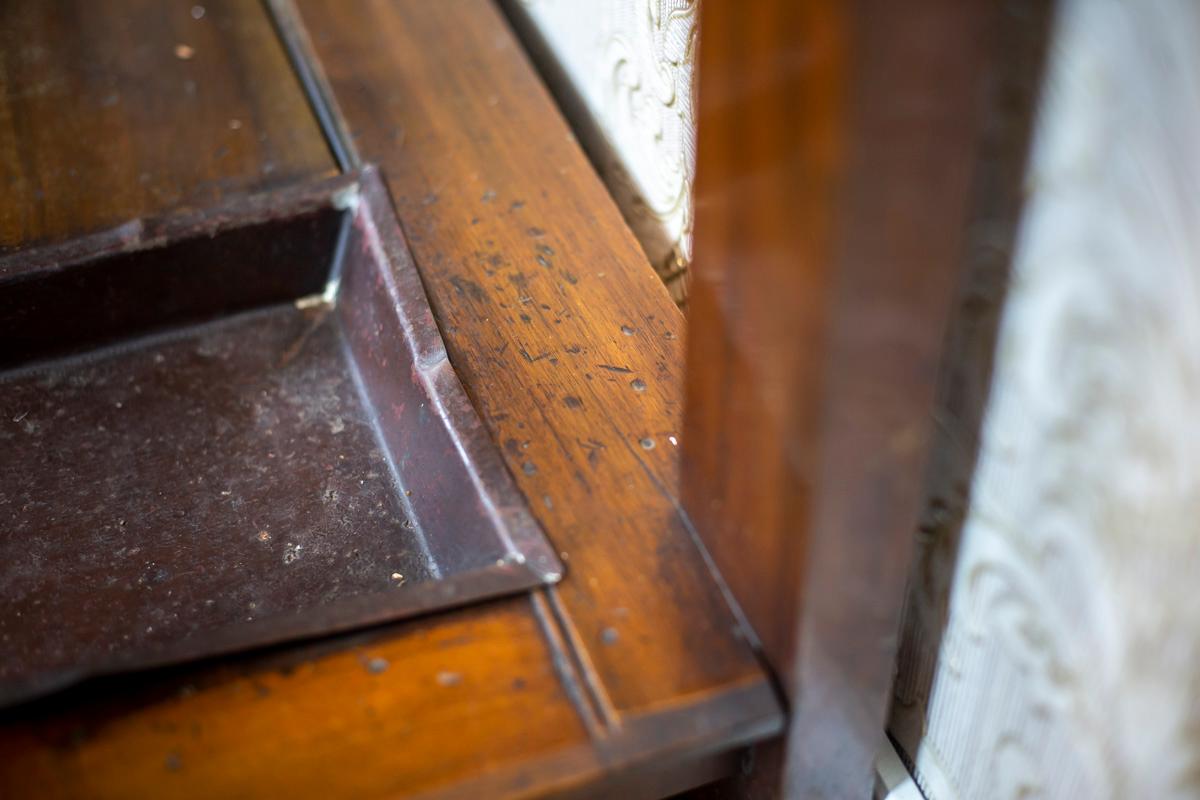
683 0 1013 796
0 0 335 250
291 0 771 716
0 599 591 800
0 0 782 796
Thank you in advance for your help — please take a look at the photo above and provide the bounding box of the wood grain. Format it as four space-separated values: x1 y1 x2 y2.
0 599 589 800
0 0 335 250
683 0 1014 795
291 0 771 716
0 0 782 796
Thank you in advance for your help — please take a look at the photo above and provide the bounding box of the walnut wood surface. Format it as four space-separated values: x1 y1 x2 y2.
0 600 588 799
291 0 768 715
682 0 1026 796
0 1 782 796
0 0 335 250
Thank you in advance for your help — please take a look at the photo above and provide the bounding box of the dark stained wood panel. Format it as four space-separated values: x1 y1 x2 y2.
291 0 773 716
682 0 1045 795
0 0 335 250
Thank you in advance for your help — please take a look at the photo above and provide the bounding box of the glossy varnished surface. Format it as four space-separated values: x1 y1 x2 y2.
0 599 591 800
0 0 781 796
0 0 335 250
292 0 767 715
683 0 1022 796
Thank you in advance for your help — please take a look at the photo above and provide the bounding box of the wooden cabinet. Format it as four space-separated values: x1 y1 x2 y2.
0 2 780 797
0 0 1057 797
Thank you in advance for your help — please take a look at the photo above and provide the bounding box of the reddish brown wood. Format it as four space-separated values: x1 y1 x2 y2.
289 0 774 716
682 0 1043 796
0 0 335 251
0 599 591 800
0 0 783 796
884 0 1054 778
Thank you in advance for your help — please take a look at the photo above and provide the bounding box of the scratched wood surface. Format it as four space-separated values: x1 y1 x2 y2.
291 0 771 714
0 1 782 797
0 0 335 250
0 600 592 800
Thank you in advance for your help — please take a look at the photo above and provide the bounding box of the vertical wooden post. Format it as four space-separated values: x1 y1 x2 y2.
682 1 1049 795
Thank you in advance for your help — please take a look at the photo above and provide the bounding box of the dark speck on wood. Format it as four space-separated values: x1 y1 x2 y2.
449 275 487 303
563 396 582 409
519 347 550 363
522 461 537 475
596 363 632 374
630 378 647 392
578 438 605 465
